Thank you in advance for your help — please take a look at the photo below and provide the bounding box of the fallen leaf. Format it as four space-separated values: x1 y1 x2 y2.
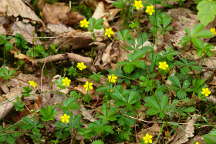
53 30 93 50
11 21 41 44
0 0 42 22
80 105 96 122
92 2 105 19
170 114 200 144
47 23 73 34
42 3 84 25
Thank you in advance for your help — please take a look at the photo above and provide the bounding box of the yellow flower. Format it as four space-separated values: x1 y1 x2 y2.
201 88 211 97
133 0 144 10
195 142 200 144
210 28 216 35
83 81 93 91
104 28 115 38
62 77 71 87
158 61 169 70
60 114 70 124
143 133 153 144
77 62 87 71
28 80 38 88
80 19 89 28
108 74 118 83
145 5 155 15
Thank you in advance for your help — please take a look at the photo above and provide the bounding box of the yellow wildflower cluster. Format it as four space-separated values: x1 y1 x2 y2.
83 81 93 91
62 77 71 87
104 28 115 38
201 88 211 97
158 61 169 70
143 133 153 144
28 80 38 88
108 74 118 83
80 19 89 28
77 62 87 71
60 114 70 124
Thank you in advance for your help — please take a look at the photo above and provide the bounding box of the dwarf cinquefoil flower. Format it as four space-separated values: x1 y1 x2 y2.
133 0 144 10
143 133 153 144
158 61 169 70
210 28 216 35
104 28 115 38
80 19 89 28
201 88 211 96
108 74 118 83
28 80 38 88
62 77 71 87
145 5 155 15
60 114 70 124
83 81 93 91
77 62 87 71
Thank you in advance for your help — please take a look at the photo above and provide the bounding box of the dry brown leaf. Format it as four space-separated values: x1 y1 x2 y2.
0 73 39 119
11 21 41 44
47 23 73 34
166 8 198 49
0 0 42 22
0 25 6 34
42 3 84 25
169 114 200 144
53 30 93 50
95 41 129 69
80 105 96 122
106 9 120 21
137 123 160 142
92 2 105 19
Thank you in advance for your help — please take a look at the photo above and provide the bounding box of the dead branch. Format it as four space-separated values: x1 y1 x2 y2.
10 50 93 65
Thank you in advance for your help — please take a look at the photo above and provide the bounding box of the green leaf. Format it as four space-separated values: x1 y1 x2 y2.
123 63 135 74
203 129 216 144
191 38 203 49
0 67 16 80
88 18 104 31
177 90 187 99
92 140 104 144
182 80 190 89
112 0 125 8
40 106 56 121
197 0 216 26
128 46 151 61
168 75 181 88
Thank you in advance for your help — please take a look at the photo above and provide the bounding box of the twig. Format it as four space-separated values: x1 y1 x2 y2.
32 53 92 64
10 49 92 65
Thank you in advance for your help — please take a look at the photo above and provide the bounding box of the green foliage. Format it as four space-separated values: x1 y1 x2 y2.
0 126 22 144
0 67 16 80
40 106 57 121
0 35 13 53
203 129 216 144
181 24 214 56
13 97 25 111
88 18 104 32
92 140 104 144
26 45 48 58
197 0 216 26
22 86 32 97
149 12 172 34
144 90 173 118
